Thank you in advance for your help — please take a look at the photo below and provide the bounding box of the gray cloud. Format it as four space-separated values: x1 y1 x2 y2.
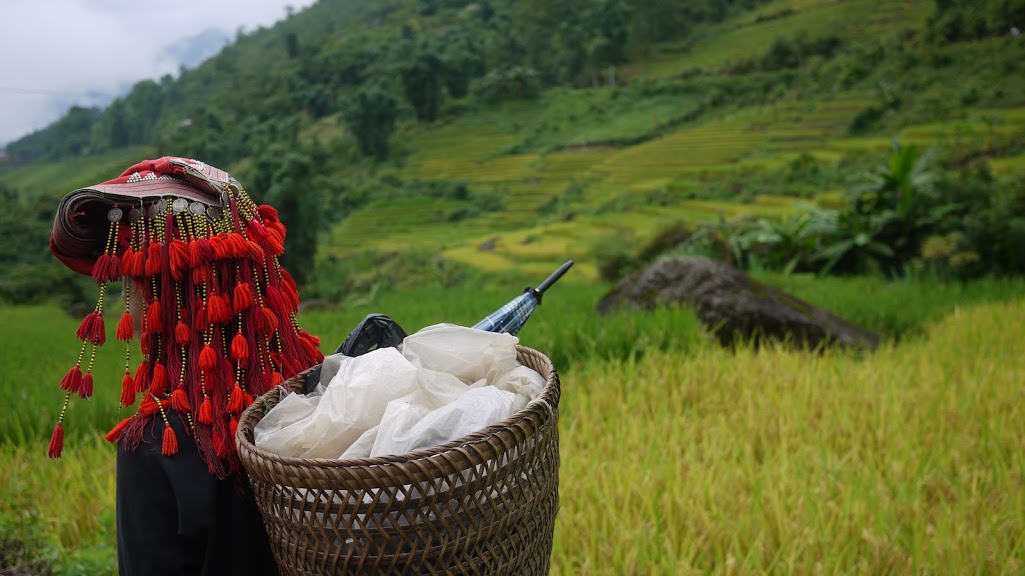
0 0 314 146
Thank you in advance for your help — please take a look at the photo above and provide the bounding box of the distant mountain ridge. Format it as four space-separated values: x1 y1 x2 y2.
156 27 232 73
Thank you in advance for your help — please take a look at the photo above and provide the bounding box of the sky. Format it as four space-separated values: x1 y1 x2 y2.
0 0 317 146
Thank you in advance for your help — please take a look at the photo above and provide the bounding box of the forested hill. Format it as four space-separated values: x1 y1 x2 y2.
2 0 1024 305
3 0 778 165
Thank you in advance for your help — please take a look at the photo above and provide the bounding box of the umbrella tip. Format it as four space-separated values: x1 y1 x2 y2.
536 260 574 294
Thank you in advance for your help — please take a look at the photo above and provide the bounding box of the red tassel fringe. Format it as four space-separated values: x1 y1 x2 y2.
147 299 163 332
198 397 214 425
230 333 250 362
76 311 106 345
175 320 191 346
226 385 245 414
162 424 178 456
60 366 83 393
133 362 149 394
116 310 133 342
169 238 188 281
48 423 64 459
207 294 231 324
150 362 168 396
105 417 132 443
233 282 254 313
121 371 136 406
79 372 94 399
171 388 192 412
145 243 161 277
199 345 218 372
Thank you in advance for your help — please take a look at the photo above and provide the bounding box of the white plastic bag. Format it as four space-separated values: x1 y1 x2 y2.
255 324 545 459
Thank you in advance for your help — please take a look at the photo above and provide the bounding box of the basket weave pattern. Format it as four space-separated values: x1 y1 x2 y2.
236 346 561 575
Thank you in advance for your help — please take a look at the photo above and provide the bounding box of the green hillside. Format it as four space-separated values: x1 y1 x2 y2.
2 0 1024 301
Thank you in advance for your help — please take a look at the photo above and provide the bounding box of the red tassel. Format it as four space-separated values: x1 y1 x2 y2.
198 397 214 425
105 417 132 443
129 249 145 278
300 337 320 364
48 423 65 459
91 253 111 284
108 254 122 282
226 385 245 414
230 333 250 362
169 238 188 281
300 330 321 348
171 388 192 412
209 234 228 260
162 424 178 456
245 240 265 262
266 220 287 241
147 299 163 332
150 362 168 396
116 310 134 342
121 371 136 406
271 371 284 385
261 306 279 336
247 220 269 242
229 417 239 441
257 204 279 222
243 391 255 408
194 306 208 332
76 311 106 345
140 331 153 355
190 264 211 285
265 228 285 256
199 345 218 372
133 362 149 394
138 395 160 417
60 366 83 393
175 320 191 346
265 287 286 314
78 372 94 399
188 238 204 268
121 247 136 277
223 233 244 258
280 269 299 311
145 242 161 277
207 294 231 324
233 282 254 313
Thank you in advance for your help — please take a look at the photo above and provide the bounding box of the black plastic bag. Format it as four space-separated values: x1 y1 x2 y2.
301 314 409 394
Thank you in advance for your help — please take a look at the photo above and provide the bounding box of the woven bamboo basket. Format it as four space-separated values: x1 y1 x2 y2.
236 345 561 576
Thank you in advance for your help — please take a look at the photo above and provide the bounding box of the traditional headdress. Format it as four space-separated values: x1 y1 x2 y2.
49 157 324 478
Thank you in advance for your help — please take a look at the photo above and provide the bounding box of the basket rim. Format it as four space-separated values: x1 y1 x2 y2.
235 344 560 473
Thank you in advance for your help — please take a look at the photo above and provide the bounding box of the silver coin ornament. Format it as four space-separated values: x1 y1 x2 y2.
107 207 123 222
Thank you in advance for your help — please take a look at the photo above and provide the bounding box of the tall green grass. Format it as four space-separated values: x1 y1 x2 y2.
2 275 1023 573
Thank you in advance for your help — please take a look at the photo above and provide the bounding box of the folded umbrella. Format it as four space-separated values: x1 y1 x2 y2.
472 260 574 336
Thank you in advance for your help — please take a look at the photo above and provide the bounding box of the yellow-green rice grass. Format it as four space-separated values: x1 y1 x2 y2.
636 0 932 78
4 295 1022 573
551 297 1025 574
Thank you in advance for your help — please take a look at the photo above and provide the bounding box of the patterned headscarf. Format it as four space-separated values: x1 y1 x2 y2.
49 157 323 479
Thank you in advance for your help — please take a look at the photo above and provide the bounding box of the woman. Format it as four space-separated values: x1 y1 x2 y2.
48 157 324 575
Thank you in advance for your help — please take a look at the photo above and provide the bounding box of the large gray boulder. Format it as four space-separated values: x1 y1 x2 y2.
597 256 880 351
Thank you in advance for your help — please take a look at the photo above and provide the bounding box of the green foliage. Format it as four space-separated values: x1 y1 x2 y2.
341 85 399 159
471 66 541 103
259 152 325 287
399 39 444 122
0 510 56 575
928 0 1025 43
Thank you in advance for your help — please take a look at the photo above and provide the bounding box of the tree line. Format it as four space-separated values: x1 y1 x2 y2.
3 0 777 165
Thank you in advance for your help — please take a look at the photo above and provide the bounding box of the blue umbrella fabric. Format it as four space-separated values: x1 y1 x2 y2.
473 260 574 336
